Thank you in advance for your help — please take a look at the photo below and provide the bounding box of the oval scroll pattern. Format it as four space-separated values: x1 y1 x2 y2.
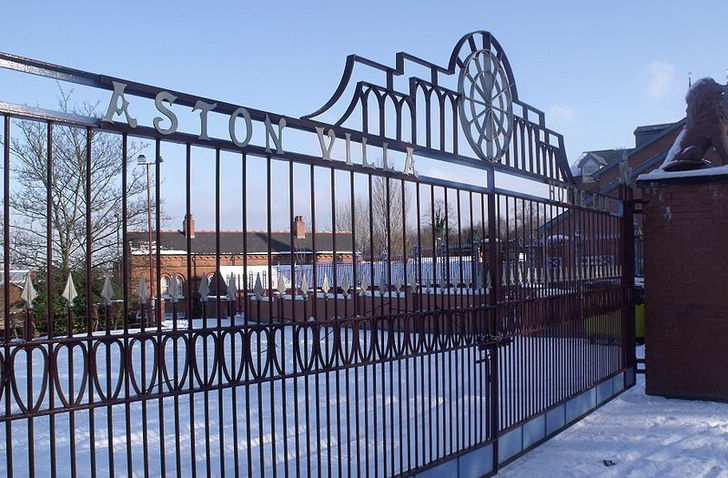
0 307 487 419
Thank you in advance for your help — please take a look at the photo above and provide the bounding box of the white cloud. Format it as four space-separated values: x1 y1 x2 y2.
644 60 676 100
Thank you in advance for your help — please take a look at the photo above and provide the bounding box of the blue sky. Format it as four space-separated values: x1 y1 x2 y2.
0 1 724 230
1 1 724 160
0 0 728 160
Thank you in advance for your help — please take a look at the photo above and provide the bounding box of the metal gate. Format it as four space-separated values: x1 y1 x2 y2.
0 31 635 477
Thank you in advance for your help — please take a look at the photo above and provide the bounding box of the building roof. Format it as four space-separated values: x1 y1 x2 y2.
129 230 354 255
571 149 631 176
0 268 29 287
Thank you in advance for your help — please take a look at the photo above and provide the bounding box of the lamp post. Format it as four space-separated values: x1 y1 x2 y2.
137 153 163 324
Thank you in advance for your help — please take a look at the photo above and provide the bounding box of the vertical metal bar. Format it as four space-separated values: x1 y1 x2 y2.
84 127 97 478
308 164 322 477
400 178 408 473
349 170 360 477
153 138 166 478
278 160 288 478
486 168 499 472
242 155 253 478
3 115 13 478
429 184 437 461
45 121 58 478
215 148 226 478
384 176 391 476
367 172 375 478
121 134 133 478
288 160 300 478
265 153 276 478
621 186 636 376
415 181 423 467
330 165 342 478
184 144 199 478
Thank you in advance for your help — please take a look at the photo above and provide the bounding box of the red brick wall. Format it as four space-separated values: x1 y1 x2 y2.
640 174 728 401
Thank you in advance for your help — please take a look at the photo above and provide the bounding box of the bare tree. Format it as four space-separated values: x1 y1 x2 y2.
7 89 148 272
336 176 409 258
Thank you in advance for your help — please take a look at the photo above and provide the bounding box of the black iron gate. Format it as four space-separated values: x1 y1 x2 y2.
0 31 634 478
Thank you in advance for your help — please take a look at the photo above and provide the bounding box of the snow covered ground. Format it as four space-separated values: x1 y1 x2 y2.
0 318 625 478
500 347 728 478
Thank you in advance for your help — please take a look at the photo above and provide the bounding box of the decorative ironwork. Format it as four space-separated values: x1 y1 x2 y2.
457 48 514 162
0 31 635 478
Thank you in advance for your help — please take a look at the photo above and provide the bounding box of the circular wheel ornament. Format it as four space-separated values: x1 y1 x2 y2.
458 48 514 162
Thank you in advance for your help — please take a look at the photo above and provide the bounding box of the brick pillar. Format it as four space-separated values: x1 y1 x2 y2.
638 172 728 401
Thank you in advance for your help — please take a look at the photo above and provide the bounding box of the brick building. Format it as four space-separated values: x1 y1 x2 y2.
129 215 354 318
0 268 30 331
542 120 702 276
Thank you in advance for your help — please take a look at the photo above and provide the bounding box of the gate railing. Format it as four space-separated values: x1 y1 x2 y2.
0 40 634 478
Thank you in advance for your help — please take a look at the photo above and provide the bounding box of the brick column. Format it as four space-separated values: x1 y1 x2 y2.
638 171 728 401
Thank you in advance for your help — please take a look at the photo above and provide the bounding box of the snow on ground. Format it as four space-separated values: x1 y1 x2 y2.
0 319 623 478
500 347 728 478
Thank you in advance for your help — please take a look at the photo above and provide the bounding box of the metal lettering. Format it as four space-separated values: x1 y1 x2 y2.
315 126 336 161
193 100 217 140
153 91 179 135
403 147 419 177
102 81 137 128
229 107 253 147
344 133 353 165
264 114 286 154
381 142 395 171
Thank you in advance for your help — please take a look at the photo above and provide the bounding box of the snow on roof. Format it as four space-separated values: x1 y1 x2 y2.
658 127 686 170
546 234 570 243
638 163 728 182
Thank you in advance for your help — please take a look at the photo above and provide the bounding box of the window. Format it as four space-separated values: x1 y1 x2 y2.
161 275 171 297
582 158 599 182
173 274 185 298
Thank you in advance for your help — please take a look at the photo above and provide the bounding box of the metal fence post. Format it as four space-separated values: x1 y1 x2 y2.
621 185 636 379
486 169 501 473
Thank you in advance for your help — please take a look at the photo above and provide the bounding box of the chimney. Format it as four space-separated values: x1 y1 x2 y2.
294 215 306 239
183 213 195 239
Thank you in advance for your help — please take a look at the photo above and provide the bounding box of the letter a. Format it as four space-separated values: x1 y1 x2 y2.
102 81 137 128
402 147 419 178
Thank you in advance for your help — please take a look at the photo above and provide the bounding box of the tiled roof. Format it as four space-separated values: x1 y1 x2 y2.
129 230 354 255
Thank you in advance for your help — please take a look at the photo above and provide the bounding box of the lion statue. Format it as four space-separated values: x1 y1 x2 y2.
662 78 728 171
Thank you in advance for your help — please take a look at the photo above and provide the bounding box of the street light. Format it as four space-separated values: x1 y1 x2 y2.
138 153 163 325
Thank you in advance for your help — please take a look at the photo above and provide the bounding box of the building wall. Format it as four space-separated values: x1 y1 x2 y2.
639 173 728 401
129 252 354 318
0 283 24 330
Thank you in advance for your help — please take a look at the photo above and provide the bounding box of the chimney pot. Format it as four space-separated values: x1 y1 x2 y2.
294 216 306 240
183 214 196 239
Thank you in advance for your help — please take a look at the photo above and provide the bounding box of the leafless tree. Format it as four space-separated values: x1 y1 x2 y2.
336 176 409 258
6 89 148 272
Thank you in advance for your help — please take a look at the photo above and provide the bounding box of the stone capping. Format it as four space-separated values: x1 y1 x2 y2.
637 167 728 187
